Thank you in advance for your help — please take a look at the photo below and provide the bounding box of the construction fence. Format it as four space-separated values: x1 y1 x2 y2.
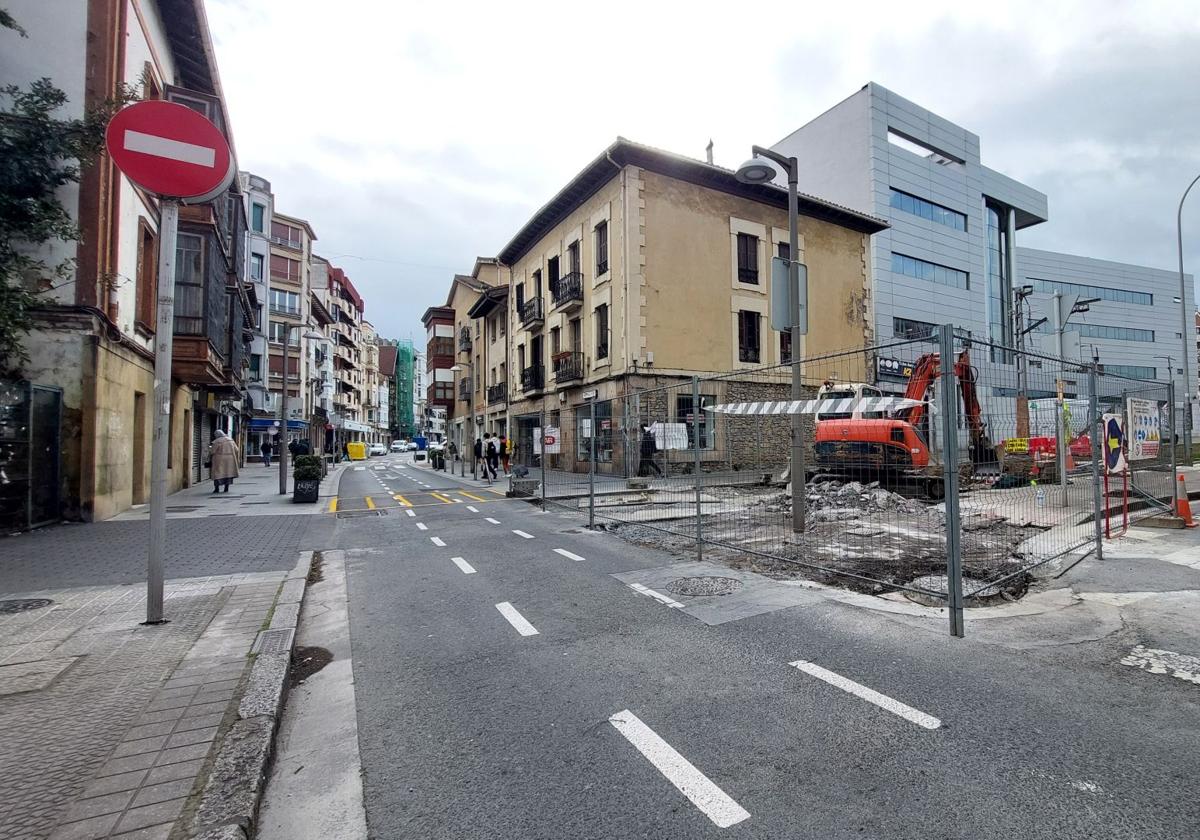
510 325 1180 636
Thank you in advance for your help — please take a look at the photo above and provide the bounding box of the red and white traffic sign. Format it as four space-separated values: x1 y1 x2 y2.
105 101 233 199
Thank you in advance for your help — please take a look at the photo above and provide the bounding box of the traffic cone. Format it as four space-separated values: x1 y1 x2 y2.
1175 473 1196 527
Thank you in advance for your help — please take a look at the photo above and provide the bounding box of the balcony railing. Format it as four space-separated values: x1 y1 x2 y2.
519 297 544 328
487 382 507 405
520 365 544 392
270 234 303 251
458 379 471 400
551 272 584 310
458 327 472 352
553 351 584 383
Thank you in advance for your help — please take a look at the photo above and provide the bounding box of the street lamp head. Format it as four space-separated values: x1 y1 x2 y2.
449 364 464 372
734 157 777 185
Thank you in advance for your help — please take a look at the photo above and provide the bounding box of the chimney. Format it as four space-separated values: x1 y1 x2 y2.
706 139 714 165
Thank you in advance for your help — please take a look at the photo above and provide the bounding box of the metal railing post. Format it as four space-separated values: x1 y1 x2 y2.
1088 363 1105 561
588 398 596 528
540 408 546 511
1167 380 1178 510
938 324 965 638
693 376 703 561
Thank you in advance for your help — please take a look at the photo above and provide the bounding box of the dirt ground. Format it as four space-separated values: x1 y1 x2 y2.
594 480 1042 598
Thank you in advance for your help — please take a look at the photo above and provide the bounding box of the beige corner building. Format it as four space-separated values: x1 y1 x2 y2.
491 138 886 471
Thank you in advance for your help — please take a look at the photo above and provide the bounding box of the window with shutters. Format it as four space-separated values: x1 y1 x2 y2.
738 309 761 363
737 233 759 284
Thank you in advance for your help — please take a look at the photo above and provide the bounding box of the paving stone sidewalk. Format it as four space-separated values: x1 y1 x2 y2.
0 570 288 840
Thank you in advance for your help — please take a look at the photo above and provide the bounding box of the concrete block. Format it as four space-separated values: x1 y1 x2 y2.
276 578 305 606
194 824 247 840
268 602 299 632
192 716 275 834
237 652 290 721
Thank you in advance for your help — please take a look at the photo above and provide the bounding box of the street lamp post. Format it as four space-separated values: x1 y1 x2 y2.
1177 172 1200 466
1053 292 1099 507
735 145 805 532
450 362 475 479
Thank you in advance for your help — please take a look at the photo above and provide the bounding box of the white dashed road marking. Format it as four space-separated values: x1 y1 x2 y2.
466 506 479 513
553 548 585 562
405 510 416 518
608 709 750 828
512 530 534 539
431 537 446 547
451 557 476 575
1121 645 1200 685
416 523 428 531
789 660 941 730
495 602 538 636
629 582 684 609
485 517 500 525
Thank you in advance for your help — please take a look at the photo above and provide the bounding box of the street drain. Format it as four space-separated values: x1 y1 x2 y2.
0 598 54 615
336 509 388 519
667 576 743 597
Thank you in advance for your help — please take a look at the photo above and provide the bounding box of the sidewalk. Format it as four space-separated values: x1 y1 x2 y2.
0 555 310 840
111 461 345 521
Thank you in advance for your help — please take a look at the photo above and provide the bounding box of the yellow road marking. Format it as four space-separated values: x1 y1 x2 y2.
328 497 338 513
431 492 454 504
487 488 506 497
459 491 488 502
393 494 412 507
365 496 376 510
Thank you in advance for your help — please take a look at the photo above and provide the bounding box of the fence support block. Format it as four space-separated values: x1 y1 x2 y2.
1088 363 1105 561
938 324 965 638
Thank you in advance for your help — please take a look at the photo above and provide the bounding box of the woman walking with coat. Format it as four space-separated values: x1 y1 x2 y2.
208 430 240 493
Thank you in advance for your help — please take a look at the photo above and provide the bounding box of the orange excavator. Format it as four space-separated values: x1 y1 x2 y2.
813 346 996 497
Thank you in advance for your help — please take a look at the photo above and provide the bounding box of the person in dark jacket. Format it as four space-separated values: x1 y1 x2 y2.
639 425 662 476
483 433 500 480
260 439 273 467
473 437 484 478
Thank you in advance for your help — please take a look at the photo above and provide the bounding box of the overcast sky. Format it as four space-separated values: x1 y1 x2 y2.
207 0 1200 343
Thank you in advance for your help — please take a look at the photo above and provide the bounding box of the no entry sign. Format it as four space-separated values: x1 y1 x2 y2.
105 100 233 200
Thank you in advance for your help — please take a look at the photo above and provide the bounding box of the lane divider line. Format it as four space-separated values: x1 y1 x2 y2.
405 510 416 518
608 709 750 828
460 491 488 502
495 601 538 636
431 492 454 504
393 494 412 507
431 536 446 547
629 583 684 609
485 517 501 525
451 557 476 575
554 548 585 562
487 489 506 497
452 498 463 503
466 506 479 513
512 530 534 539
788 660 941 730
417 523 428 531
365 496 376 510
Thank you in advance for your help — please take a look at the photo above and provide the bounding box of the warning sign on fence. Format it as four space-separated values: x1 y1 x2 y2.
1004 437 1029 454
1126 398 1160 461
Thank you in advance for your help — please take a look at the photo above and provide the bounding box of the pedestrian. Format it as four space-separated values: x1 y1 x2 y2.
208 430 239 493
260 438 273 468
640 424 662 477
483 433 499 480
501 434 511 475
287 437 299 458
473 436 483 478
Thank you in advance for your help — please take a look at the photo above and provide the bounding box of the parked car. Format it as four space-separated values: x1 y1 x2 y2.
369 443 388 456
390 441 406 453
405 442 419 451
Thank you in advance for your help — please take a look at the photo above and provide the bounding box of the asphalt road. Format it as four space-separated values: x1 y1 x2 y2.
336 453 1200 840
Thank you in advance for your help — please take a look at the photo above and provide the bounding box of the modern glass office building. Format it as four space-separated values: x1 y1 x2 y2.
773 83 1194 401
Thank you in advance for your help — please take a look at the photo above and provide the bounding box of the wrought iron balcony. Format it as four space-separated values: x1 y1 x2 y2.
520 365 544 392
553 351 584 383
487 382 507 405
551 272 584 310
458 326 472 352
519 297 544 328
458 378 471 400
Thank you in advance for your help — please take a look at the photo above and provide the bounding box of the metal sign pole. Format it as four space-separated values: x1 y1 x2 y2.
938 323 965 638
540 408 546 511
146 199 179 624
588 398 596 529
279 328 290 494
1088 358 1105 561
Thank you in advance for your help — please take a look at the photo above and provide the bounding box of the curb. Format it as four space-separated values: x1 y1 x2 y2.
189 551 312 839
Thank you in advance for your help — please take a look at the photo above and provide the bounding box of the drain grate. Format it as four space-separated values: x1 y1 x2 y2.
0 598 54 615
251 628 295 655
667 576 743 597
336 509 388 519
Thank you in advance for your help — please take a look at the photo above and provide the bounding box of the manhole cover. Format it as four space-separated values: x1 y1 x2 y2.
336 509 388 519
0 598 54 615
667 576 743 597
